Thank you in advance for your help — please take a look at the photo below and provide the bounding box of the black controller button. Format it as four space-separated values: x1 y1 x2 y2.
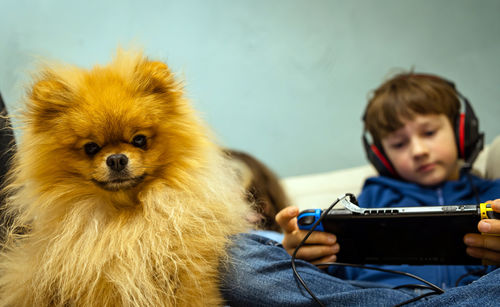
487 211 500 219
298 215 315 226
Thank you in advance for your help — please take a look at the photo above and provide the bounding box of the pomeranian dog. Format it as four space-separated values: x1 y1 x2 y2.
0 50 250 306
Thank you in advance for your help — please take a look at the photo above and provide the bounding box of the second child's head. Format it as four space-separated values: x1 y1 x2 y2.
364 73 462 186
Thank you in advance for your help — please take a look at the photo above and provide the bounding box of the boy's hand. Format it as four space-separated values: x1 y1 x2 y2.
464 199 500 264
276 206 339 264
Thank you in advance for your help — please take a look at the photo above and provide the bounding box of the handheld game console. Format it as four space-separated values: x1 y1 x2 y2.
297 195 499 265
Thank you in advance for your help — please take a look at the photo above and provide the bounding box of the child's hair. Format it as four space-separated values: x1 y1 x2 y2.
364 72 461 143
224 149 289 232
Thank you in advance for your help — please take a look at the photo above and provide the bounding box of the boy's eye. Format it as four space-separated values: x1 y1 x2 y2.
424 130 436 137
131 134 147 148
84 142 101 156
389 141 406 149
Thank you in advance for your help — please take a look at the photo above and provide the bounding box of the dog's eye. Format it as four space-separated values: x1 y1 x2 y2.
131 135 147 148
84 142 101 156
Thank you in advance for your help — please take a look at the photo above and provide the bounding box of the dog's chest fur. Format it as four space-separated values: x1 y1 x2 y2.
0 184 245 306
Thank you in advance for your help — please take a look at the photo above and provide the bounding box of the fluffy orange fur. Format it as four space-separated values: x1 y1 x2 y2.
0 50 250 306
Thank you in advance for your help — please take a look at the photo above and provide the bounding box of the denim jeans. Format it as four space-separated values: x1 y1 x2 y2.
221 233 500 306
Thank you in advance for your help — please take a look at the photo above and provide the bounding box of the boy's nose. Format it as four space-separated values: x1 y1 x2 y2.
410 137 429 158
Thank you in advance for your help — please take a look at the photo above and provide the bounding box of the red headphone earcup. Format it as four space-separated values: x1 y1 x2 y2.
457 113 465 159
370 144 397 177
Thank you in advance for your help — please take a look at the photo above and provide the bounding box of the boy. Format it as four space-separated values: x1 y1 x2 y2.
222 73 500 306
281 73 500 287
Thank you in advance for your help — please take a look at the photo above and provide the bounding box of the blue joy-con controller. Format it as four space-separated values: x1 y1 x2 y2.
297 208 324 232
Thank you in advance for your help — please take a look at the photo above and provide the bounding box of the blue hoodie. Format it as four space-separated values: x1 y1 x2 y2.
338 172 500 289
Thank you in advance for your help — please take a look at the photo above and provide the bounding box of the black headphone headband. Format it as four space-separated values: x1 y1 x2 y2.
362 73 484 177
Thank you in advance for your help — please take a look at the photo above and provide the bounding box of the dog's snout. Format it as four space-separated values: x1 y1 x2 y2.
106 154 129 172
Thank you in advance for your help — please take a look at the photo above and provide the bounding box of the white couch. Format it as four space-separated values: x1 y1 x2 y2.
282 136 500 210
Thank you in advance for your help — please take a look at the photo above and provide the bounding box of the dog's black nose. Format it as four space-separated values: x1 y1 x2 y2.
106 154 128 172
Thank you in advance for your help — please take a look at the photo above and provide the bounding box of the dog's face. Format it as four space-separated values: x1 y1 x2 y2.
72 112 158 193
22 51 209 199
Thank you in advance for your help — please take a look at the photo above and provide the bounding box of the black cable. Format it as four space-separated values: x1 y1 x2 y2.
315 262 444 295
316 262 443 306
291 197 342 307
291 194 445 307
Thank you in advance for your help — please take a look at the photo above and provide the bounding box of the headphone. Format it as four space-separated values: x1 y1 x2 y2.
362 74 484 178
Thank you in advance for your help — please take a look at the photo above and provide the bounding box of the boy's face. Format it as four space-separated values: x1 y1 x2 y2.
381 114 459 186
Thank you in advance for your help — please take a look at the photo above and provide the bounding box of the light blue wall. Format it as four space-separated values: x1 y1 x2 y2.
1 0 499 177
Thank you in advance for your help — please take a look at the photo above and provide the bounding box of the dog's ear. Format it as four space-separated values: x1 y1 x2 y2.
133 59 184 99
28 69 73 126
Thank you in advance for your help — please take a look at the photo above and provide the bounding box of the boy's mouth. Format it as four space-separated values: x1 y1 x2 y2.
417 163 436 173
91 174 146 191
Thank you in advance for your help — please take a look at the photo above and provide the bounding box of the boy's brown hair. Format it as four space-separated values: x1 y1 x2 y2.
364 72 461 143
